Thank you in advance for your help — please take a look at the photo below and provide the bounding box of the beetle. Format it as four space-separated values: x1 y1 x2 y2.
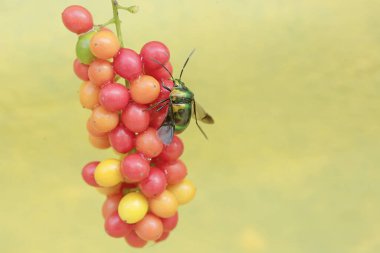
148 50 214 144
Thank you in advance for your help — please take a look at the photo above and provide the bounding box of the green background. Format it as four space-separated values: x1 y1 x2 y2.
1 0 380 252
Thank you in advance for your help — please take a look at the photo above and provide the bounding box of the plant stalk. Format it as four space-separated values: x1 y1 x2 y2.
111 0 124 47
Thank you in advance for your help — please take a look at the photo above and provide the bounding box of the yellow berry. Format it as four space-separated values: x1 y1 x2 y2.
94 159 122 187
118 192 148 224
167 179 196 205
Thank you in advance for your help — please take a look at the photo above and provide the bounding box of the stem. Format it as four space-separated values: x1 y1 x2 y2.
94 18 115 30
111 0 124 47
111 0 130 87
102 18 116 27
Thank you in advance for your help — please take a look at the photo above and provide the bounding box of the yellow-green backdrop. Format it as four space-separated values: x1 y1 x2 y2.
1 0 380 252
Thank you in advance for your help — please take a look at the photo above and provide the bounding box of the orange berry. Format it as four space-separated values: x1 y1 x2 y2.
88 59 114 86
79 81 100 109
90 30 120 60
130 75 160 104
90 106 119 132
86 118 107 137
89 134 110 149
135 214 163 241
149 190 178 218
136 128 163 158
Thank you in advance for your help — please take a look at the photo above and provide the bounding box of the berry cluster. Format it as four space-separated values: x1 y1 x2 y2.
62 4 196 247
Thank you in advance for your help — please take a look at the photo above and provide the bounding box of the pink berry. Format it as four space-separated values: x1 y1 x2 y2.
73 59 89 81
156 135 184 162
108 124 135 153
81 161 100 186
149 106 169 129
156 231 170 242
124 231 147 248
121 103 150 133
139 167 167 198
104 211 133 238
62 5 93 34
102 194 122 219
161 160 187 185
120 153 150 183
99 83 129 112
161 212 178 232
113 48 143 82
140 41 170 71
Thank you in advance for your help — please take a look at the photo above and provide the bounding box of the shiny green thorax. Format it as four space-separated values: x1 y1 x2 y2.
170 79 194 133
170 79 194 101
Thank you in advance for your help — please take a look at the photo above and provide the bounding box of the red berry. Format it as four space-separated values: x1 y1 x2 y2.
136 128 164 158
73 59 89 81
113 48 143 81
156 231 170 242
102 194 122 219
120 153 150 183
162 160 187 185
108 124 135 153
141 41 170 71
149 106 169 129
121 103 150 133
156 135 184 162
99 83 129 112
81 161 100 186
104 211 133 238
125 231 147 248
161 212 178 232
139 167 167 198
62 5 93 34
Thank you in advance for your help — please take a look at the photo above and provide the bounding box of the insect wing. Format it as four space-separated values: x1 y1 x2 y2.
158 124 174 145
158 105 175 145
192 101 214 124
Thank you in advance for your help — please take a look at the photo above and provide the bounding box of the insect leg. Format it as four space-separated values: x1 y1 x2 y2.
156 102 170 112
193 99 208 140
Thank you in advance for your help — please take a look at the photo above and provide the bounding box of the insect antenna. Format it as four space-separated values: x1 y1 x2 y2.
179 49 196 81
162 83 172 92
149 58 175 81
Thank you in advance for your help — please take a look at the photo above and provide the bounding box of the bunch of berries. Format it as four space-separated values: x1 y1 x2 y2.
62 4 196 247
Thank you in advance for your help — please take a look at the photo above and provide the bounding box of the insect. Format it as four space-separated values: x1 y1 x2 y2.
148 50 214 144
